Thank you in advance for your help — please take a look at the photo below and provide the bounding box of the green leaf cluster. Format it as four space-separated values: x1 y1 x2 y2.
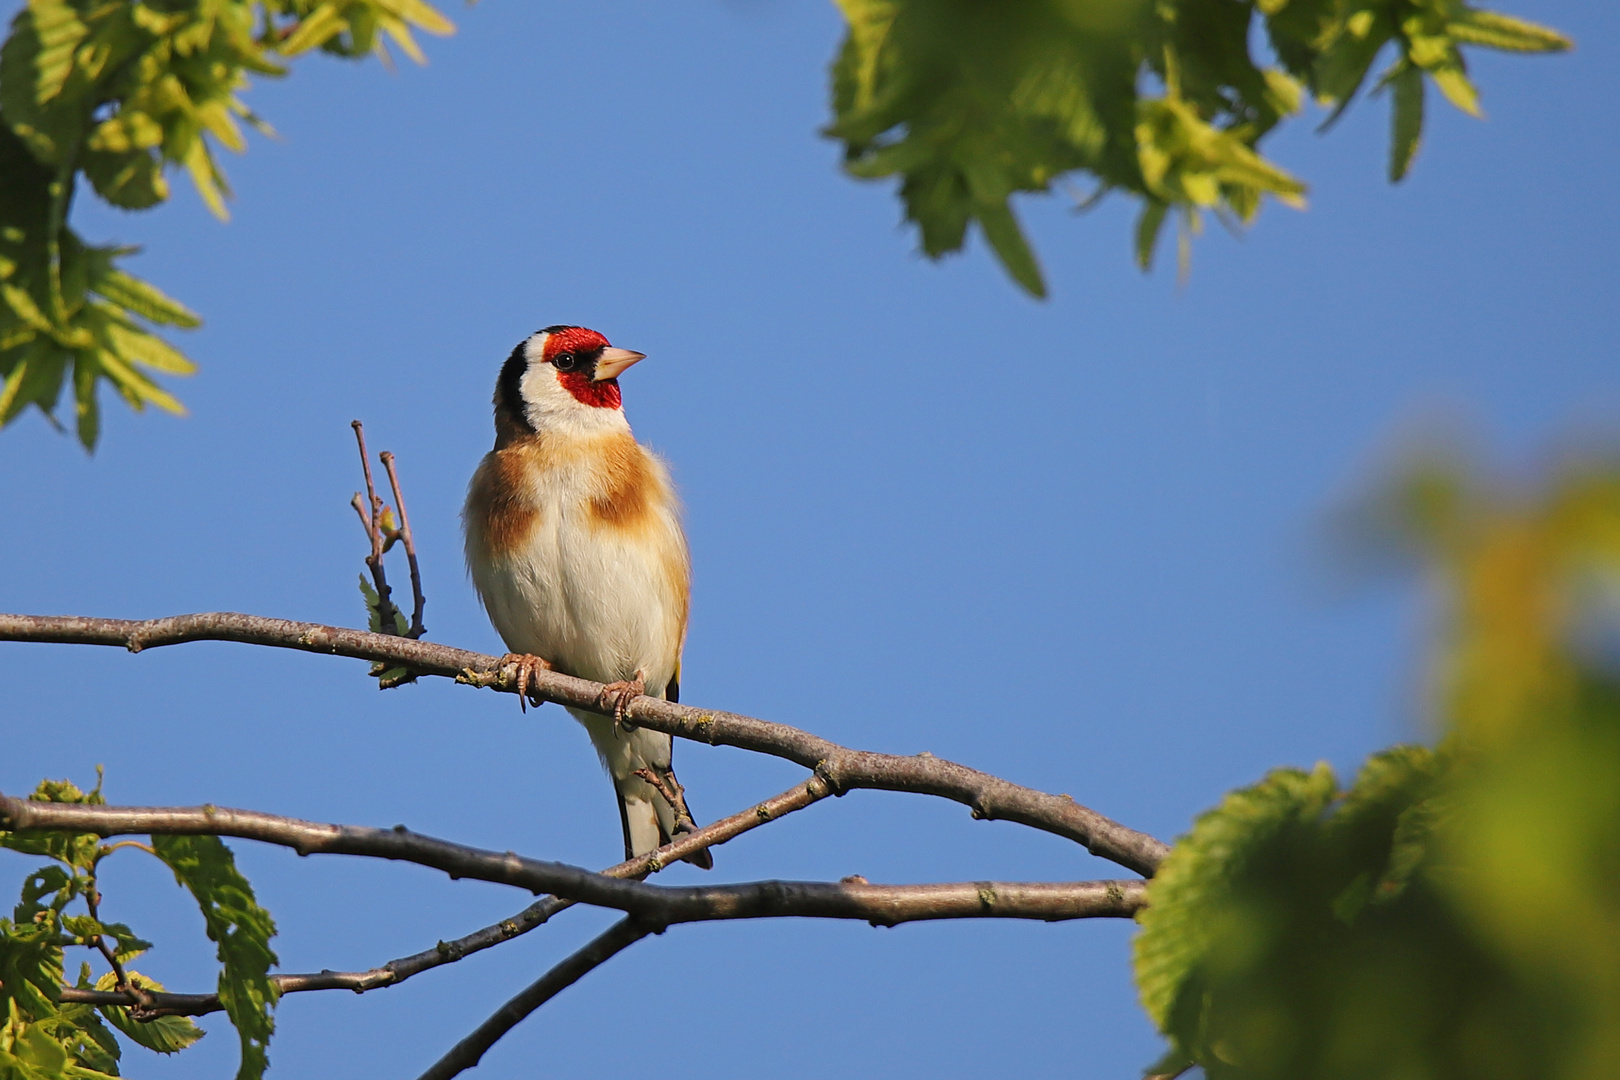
0 774 168 1080
0 773 279 1080
827 0 1569 295
0 0 454 449
149 836 277 1080
357 572 414 686
1135 457 1620 1080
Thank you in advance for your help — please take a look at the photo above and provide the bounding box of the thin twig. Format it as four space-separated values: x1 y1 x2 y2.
82 882 152 1013
350 420 404 636
0 793 1146 928
415 918 650 1080
0 612 1169 874
378 450 426 639
60 776 836 1017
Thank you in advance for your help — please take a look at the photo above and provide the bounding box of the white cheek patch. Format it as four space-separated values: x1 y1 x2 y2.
519 362 630 439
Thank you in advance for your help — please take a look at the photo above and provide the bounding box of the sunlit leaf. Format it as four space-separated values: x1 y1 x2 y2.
94 972 205 1054
1388 61 1424 181
151 835 278 1080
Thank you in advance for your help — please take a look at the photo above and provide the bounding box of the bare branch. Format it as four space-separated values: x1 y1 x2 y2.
416 918 650 1080
0 792 1145 930
350 420 404 637
59 776 836 1017
0 612 1168 874
378 449 426 639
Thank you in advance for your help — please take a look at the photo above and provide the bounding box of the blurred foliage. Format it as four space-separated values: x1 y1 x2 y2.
0 0 454 449
1135 452 1620 1079
0 1 1573 444
0 772 274 1080
827 0 1570 296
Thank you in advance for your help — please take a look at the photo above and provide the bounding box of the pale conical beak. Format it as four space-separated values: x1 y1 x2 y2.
593 347 646 382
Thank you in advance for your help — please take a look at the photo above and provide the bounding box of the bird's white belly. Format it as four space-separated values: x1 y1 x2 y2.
473 507 680 697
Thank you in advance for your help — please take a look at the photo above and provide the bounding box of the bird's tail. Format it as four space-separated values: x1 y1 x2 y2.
572 709 714 870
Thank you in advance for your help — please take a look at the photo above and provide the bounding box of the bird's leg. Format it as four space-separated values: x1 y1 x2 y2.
598 670 646 727
631 763 712 868
500 653 552 712
633 764 700 840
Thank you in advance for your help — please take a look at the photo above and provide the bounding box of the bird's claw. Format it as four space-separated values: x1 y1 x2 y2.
632 764 712 868
501 653 552 711
633 764 700 838
599 672 646 727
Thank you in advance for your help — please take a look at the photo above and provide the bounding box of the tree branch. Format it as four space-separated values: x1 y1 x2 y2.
1 792 1144 929
378 449 426 639
58 775 836 1017
349 420 405 637
414 918 650 1080
0 611 1168 875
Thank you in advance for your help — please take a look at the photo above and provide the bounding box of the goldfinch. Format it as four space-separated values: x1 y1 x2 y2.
463 325 711 868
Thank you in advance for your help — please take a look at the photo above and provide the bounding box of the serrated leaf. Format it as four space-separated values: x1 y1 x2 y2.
72 348 99 450
0 777 105 868
975 199 1046 299
1134 762 1339 1034
16 1022 70 1074
1428 64 1481 117
81 148 169 210
94 923 152 964
97 348 185 414
381 0 456 37
377 16 425 65
98 316 196 375
1448 8 1571 53
1135 200 1167 270
93 972 205 1054
0 344 67 424
278 4 346 56
2 283 53 332
0 0 91 163
181 139 230 221
1388 62 1424 181
87 265 200 329
151 835 277 1080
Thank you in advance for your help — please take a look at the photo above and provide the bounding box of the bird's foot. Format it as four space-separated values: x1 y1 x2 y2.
632 764 713 870
599 671 646 727
500 653 552 712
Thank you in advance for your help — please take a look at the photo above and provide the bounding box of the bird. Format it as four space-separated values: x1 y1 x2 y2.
462 324 712 869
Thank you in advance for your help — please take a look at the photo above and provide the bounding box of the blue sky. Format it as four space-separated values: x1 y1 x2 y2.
2 1 1615 1077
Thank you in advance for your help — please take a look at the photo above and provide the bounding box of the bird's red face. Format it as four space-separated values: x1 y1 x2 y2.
541 327 624 410
496 325 647 437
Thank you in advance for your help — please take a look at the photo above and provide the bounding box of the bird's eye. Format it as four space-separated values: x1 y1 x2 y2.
552 352 577 372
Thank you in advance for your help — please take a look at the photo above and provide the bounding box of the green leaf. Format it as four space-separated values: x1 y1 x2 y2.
86 261 201 329
1132 744 1478 1078
71 350 99 450
1388 62 1424 182
0 0 91 163
96 316 196 376
1428 64 1481 118
1448 8 1572 53
0 342 67 425
974 199 1046 299
150 835 277 1080
1134 762 1339 1039
93 971 205 1054
1134 200 1168 270
81 148 169 210
278 4 348 57
381 0 457 38
0 776 106 870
